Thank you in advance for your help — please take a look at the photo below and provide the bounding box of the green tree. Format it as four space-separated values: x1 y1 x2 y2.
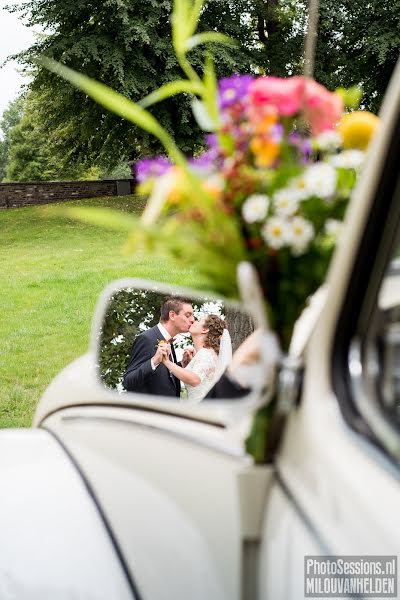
315 0 400 112
9 0 395 178
4 92 76 181
0 96 25 181
4 91 103 182
9 0 305 172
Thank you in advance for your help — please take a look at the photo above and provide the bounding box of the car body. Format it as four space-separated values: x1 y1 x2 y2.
1 63 400 599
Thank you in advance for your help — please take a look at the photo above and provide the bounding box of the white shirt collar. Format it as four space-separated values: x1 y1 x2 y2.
157 322 173 341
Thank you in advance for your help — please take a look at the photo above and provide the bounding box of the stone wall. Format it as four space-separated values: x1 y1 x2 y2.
0 179 134 209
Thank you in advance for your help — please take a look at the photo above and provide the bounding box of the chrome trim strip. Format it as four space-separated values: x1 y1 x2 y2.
41 401 227 428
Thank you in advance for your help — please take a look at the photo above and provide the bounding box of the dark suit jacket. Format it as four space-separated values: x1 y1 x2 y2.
123 325 181 397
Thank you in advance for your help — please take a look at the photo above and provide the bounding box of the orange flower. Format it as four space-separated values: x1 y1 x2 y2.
254 112 278 135
250 136 280 168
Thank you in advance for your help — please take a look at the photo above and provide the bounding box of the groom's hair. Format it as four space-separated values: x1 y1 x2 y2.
160 296 192 322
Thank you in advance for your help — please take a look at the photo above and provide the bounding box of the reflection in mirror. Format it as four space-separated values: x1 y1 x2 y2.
98 285 258 401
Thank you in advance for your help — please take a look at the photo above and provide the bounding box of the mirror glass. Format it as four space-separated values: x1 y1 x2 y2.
97 284 263 402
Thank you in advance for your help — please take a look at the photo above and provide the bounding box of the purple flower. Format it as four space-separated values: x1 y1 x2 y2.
288 131 301 146
135 156 172 183
301 139 313 162
189 150 216 173
218 75 254 109
206 133 219 152
271 123 284 144
288 132 313 163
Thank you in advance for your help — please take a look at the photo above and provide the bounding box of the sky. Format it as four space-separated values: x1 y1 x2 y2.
0 0 40 117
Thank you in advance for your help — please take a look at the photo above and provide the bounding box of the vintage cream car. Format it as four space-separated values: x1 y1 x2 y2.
1 63 400 599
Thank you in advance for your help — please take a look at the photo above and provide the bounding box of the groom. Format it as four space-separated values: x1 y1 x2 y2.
123 296 195 396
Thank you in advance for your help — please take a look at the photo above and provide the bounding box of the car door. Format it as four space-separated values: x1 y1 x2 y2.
259 61 400 598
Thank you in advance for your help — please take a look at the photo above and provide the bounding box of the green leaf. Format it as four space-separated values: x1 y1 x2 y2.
172 0 191 54
203 53 219 125
139 80 203 108
335 86 363 110
191 98 217 131
188 0 205 38
184 32 236 51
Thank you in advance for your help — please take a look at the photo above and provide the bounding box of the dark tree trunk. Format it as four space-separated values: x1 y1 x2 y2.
225 306 255 352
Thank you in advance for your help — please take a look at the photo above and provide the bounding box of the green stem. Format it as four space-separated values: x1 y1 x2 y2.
177 53 203 87
159 131 188 168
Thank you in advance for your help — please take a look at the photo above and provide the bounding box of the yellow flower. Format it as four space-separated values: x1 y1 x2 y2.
338 111 380 150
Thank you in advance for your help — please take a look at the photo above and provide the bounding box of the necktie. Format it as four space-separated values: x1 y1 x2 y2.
165 338 179 392
164 338 176 363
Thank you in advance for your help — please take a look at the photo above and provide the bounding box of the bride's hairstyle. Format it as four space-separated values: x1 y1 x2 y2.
203 315 227 355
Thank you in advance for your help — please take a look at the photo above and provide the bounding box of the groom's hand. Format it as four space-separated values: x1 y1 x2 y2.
152 344 170 367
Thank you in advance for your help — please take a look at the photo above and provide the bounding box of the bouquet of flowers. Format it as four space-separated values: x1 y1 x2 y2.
135 75 377 351
42 0 379 354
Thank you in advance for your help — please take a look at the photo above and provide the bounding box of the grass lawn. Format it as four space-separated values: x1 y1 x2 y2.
0 195 208 428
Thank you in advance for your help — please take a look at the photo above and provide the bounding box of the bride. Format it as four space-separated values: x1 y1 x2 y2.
161 314 232 403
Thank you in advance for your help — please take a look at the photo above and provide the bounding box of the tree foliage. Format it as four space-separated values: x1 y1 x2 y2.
6 0 398 175
0 96 25 181
4 93 62 181
8 0 305 171
315 0 400 112
99 288 164 391
3 91 100 181
2 90 125 181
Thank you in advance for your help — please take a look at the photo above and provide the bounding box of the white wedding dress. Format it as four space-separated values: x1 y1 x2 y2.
185 348 219 403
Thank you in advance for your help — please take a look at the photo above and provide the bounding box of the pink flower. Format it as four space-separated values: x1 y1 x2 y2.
248 76 304 117
303 79 343 135
248 75 343 135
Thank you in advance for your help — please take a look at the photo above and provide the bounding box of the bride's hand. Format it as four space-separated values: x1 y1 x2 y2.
182 347 195 367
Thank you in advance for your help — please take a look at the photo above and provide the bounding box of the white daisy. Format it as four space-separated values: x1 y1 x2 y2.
288 216 314 255
315 130 343 152
273 188 301 217
242 194 269 223
287 174 312 201
325 218 343 238
329 150 365 170
261 216 289 249
303 162 337 199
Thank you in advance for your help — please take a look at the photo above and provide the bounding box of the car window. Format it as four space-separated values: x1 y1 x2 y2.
375 258 400 424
